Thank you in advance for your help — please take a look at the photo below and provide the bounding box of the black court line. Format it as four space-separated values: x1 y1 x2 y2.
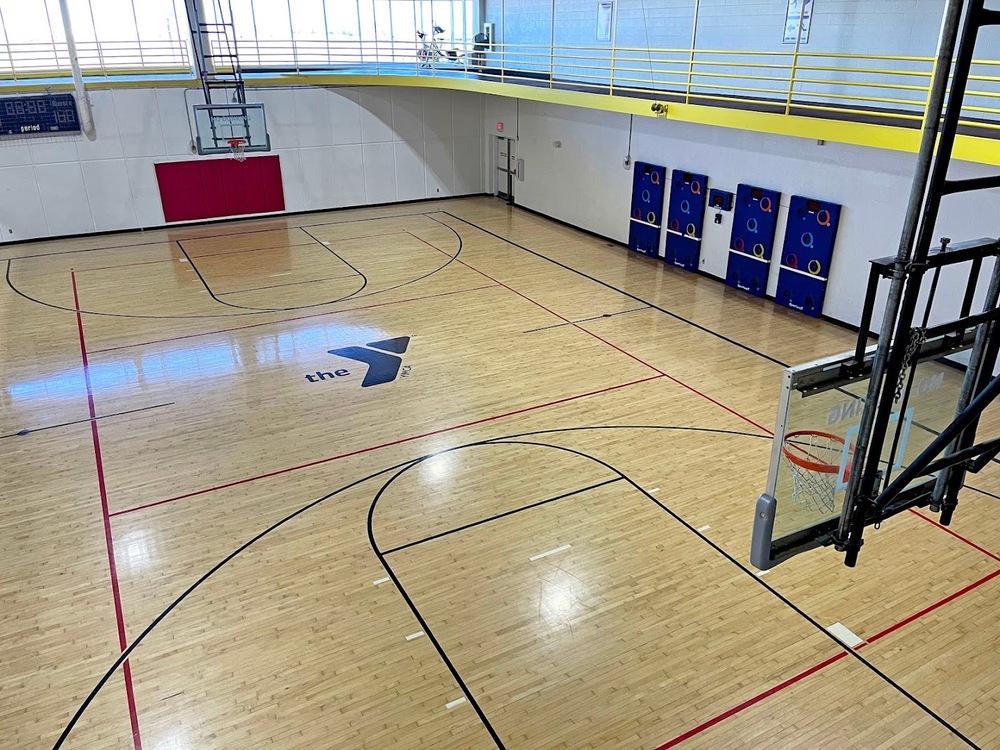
308 229 369 298
176 239 368 313
480 438 980 749
5 213 460 320
368 458 507 749
5 258 276 320
381 477 623 555
0 236 180 263
216 272 362 296
50 425 765 749
298 219 464 304
0 402 174 440
523 306 649 333
53 424 980 748
440 209 997 466
438 211 787 368
177 238 315 260
965 484 1000 501
76 240 333 276
173 208 442 243
298 209 443 231
0 209 436 263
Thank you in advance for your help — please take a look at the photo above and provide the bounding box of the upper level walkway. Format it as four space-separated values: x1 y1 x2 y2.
4 39 1000 165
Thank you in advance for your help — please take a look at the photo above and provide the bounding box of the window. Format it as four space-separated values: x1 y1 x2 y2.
212 0 474 68
0 0 474 76
0 0 189 76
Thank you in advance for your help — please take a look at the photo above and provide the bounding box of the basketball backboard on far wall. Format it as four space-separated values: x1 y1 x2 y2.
193 103 270 155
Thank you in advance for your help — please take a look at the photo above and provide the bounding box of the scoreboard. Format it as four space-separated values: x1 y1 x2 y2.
0 94 80 137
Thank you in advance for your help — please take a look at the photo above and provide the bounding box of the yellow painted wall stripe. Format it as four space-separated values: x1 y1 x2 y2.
3 71 999 166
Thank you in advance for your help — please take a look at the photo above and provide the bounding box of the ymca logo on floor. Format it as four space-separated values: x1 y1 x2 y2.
305 336 412 388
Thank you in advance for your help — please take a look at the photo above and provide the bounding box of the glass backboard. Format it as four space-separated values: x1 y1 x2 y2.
193 103 270 155
751 330 976 569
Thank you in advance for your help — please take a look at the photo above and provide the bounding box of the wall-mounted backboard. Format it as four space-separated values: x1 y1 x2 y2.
193 103 271 156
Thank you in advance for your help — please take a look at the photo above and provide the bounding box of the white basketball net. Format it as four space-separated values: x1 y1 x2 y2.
228 138 247 162
783 432 847 514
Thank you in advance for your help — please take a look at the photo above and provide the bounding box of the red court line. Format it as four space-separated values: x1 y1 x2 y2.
89 284 498 354
109 374 664 518
655 651 849 749
406 230 773 436
908 508 1000 563
654 566 1000 749
865 567 1000 646
72 273 143 750
653 498 1000 747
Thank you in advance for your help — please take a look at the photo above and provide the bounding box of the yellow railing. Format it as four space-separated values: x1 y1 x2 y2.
3 37 1000 134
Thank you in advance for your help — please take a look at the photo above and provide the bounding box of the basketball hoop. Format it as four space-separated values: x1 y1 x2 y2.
227 138 247 162
782 430 851 514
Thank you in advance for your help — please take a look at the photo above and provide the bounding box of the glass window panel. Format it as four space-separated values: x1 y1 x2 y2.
374 0 391 61
0 0 190 72
289 0 327 65
358 0 375 63
389 0 418 63
325 0 361 64
1 1 58 71
0 0 473 74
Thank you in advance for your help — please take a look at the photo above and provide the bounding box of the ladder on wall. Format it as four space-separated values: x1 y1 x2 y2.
835 0 1000 566
187 0 246 105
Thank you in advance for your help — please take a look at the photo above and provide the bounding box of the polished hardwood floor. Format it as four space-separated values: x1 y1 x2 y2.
2 196 999 749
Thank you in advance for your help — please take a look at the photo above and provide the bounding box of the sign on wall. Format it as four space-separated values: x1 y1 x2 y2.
783 0 813 44
597 2 613 43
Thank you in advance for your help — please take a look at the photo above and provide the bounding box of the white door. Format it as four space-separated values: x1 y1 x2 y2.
495 136 514 200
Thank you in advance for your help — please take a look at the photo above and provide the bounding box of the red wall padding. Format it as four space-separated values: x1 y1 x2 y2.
154 155 284 223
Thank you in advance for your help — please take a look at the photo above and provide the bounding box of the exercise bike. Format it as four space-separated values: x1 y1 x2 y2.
416 25 465 67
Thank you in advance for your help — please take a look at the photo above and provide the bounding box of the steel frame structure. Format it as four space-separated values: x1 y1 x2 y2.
834 0 1000 567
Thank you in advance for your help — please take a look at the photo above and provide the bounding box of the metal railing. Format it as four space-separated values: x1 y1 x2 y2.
0 39 190 79
4 37 1000 133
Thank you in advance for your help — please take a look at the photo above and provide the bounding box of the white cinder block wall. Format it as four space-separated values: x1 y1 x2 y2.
485 95 1000 334
0 85 486 242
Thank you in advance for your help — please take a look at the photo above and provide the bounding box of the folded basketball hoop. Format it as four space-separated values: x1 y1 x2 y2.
227 137 247 162
782 430 851 514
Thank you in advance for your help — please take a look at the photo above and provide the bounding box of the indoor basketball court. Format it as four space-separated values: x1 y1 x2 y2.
5 197 1000 749
5 1 1000 749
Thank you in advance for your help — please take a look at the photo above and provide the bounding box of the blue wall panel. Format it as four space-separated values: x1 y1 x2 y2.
776 195 843 317
725 183 781 297
664 169 708 271
628 161 667 257
726 252 771 297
